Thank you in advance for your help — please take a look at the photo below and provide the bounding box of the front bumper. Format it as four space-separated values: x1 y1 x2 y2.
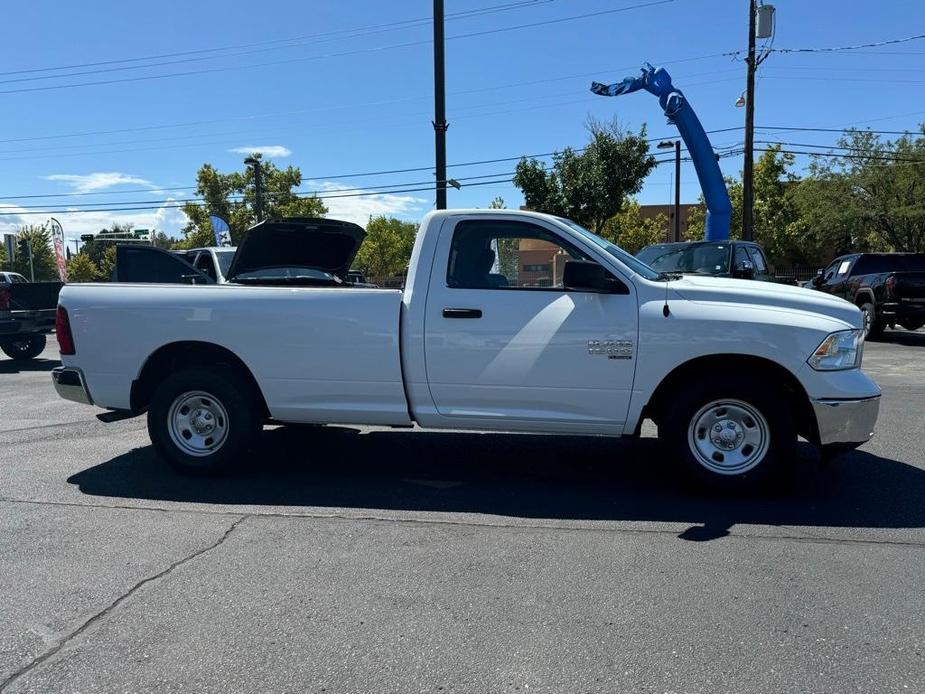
52 367 94 406
812 395 880 446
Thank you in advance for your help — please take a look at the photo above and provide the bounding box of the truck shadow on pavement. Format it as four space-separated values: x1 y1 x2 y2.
68 426 925 541
0 357 59 374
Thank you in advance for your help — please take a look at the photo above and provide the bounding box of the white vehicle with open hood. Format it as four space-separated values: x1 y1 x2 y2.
52 211 881 489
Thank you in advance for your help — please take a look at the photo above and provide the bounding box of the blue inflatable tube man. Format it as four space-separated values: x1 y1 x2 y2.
591 63 732 241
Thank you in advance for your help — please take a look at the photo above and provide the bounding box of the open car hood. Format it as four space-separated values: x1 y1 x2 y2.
226 217 365 282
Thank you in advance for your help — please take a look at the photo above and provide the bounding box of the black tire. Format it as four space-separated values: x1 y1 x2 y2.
660 376 797 491
859 301 886 340
1 333 46 361
899 318 925 332
147 366 261 475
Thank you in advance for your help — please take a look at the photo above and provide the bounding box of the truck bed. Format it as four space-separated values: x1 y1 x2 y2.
61 282 412 425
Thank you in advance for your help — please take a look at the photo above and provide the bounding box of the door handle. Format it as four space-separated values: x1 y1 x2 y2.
443 308 482 319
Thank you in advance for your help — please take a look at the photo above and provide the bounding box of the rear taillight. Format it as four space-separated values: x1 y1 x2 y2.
885 275 897 298
56 305 75 355
0 287 9 311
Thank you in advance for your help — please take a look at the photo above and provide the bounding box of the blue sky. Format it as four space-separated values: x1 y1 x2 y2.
1 0 923 244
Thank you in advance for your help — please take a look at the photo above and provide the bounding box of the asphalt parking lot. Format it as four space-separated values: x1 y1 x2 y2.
1 333 923 693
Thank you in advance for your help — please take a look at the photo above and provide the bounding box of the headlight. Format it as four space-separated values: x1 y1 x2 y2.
808 329 864 371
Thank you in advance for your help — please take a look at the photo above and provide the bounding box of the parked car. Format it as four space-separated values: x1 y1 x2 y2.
0 274 63 361
173 247 237 284
111 246 235 285
53 211 879 489
636 240 773 281
0 271 29 284
807 253 925 338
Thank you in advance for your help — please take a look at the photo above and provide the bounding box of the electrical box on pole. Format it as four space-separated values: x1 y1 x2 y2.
756 4 775 39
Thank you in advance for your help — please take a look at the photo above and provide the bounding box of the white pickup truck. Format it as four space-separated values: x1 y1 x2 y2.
52 211 880 488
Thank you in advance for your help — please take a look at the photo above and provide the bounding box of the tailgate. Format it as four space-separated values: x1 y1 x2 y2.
8 282 64 310
894 272 925 300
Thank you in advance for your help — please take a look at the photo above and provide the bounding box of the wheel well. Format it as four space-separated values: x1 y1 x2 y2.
855 290 875 307
643 354 818 443
131 341 269 417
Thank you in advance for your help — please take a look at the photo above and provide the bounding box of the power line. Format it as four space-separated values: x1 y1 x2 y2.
0 0 558 81
771 33 925 54
0 0 678 97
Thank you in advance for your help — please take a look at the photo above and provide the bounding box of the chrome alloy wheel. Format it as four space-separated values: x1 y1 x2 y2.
167 391 230 457
687 399 770 475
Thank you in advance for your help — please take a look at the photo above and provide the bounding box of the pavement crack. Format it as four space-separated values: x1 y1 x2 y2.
0 514 250 692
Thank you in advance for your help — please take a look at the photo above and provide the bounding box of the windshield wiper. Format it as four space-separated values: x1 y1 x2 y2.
656 271 684 281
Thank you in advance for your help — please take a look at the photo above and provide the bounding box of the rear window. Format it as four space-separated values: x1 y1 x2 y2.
898 255 925 272
853 254 925 274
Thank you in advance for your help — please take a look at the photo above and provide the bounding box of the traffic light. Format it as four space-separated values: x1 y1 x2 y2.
17 237 31 261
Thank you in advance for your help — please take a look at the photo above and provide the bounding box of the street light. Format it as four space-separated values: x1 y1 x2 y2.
658 139 681 242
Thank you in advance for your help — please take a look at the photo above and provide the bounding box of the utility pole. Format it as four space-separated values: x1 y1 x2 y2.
245 156 264 222
673 140 681 242
433 0 448 210
742 0 757 241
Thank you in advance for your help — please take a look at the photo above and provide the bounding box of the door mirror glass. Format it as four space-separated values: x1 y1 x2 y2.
562 260 625 293
733 259 754 280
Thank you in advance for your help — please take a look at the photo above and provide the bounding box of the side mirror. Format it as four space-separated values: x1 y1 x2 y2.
563 260 626 293
811 270 825 287
733 259 755 280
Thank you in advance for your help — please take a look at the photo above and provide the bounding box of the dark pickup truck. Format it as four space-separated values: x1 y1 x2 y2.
636 240 773 281
0 278 63 361
808 253 925 338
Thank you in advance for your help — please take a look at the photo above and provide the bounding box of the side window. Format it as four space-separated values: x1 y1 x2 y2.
836 258 854 277
194 252 218 281
447 220 590 290
746 246 768 274
734 246 751 268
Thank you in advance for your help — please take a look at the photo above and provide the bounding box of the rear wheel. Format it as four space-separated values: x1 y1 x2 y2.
148 366 260 475
660 377 797 491
1 334 46 361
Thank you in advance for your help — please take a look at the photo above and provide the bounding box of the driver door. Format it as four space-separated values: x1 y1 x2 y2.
422 217 638 434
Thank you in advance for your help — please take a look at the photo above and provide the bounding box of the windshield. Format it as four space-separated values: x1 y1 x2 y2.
215 250 236 277
636 243 732 275
556 218 660 280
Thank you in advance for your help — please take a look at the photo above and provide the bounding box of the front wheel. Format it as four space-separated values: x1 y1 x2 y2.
859 301 886 340
660 378 797 490
148 366 260 475
1 333 47 361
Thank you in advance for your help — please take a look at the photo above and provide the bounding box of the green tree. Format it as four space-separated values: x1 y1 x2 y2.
98 245 117 280
181 155 328 247
152 231 176 249
352 216 418 278
513 118 656 232
0 240 7 269
488 196 506 209
793 127 925 256
14 225 58 281
66 253 102 282
80 223 136 267
600 199 668 254
685 145 805 266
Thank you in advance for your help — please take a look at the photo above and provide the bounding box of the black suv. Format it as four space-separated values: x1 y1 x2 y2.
809 253 925 338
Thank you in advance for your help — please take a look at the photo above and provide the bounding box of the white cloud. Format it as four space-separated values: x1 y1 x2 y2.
0 200 190 244
306 180 426 227
228 145 292 158
44 172 157 194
